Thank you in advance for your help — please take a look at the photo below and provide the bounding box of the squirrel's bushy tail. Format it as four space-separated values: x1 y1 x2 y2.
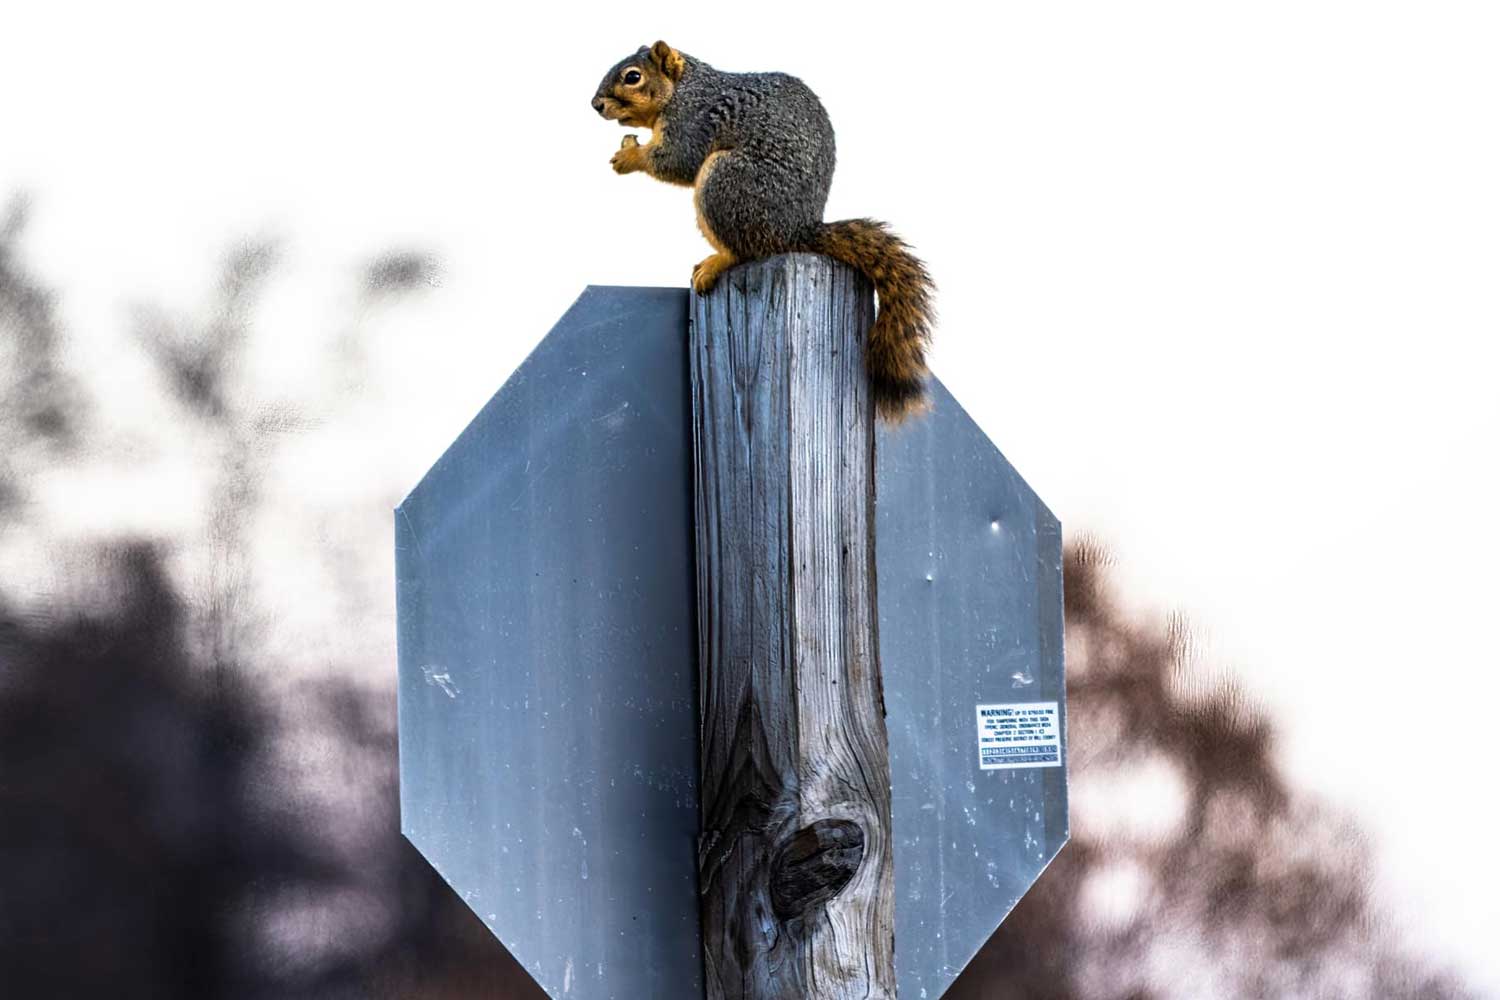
809 218 935 422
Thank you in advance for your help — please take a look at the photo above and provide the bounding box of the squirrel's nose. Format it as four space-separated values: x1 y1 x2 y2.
592 98 606 115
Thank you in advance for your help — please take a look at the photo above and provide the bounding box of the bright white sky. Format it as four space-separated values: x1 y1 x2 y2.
4 1 1498 993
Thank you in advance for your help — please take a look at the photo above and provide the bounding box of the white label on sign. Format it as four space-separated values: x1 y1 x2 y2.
975 701 1062 771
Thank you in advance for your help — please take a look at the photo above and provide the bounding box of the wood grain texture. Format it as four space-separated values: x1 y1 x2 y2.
690 254 895 1000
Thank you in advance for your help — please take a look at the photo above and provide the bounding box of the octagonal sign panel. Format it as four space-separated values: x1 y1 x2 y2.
396 284 1067 1000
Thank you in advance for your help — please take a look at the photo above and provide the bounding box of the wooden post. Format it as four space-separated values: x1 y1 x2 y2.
690 254 895 999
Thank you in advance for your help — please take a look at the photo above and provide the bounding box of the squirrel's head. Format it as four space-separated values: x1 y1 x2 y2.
591 41 687 128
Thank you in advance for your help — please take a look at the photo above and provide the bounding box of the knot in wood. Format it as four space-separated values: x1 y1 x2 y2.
769 818 866 921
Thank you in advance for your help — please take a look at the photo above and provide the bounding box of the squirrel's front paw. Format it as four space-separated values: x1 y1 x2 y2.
611 135 645 174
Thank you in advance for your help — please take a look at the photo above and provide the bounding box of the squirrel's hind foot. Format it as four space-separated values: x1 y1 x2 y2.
691 252 736 294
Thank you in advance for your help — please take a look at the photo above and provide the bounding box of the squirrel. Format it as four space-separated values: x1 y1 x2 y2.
592 41 935 421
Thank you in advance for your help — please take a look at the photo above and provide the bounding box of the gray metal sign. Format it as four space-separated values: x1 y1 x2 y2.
878 383 1068 997
396 285 1067 999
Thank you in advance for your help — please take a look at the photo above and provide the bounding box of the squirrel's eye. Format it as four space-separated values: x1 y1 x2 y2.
624 70 642 85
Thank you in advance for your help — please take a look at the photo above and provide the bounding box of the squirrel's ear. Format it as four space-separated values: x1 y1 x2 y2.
649 41 686 81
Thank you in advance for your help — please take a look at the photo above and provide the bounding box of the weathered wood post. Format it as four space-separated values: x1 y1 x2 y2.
690 254 895 999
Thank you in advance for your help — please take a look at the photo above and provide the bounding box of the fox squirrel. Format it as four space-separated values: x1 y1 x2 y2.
593 41 935 421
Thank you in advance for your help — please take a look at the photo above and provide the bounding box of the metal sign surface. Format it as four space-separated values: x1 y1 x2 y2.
396 287 702 999
877 384 1068 998
396 285 1067 999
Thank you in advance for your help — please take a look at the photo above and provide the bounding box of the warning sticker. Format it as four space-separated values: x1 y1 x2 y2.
975 702 1062 771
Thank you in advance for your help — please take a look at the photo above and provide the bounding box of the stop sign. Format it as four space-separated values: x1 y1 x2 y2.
395 283 1067 999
